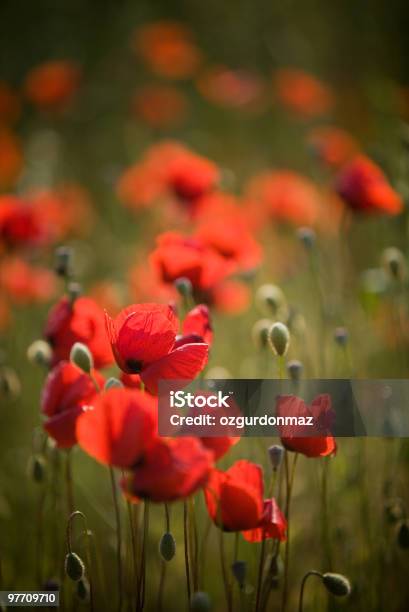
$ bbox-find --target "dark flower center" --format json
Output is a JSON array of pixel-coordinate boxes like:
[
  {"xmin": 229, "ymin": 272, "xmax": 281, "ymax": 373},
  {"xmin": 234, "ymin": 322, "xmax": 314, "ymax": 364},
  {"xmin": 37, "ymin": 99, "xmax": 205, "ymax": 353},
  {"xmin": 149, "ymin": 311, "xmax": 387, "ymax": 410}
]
[{"xmin": 126, "ymin": 359, "xmax": 143, "ymax": 374}]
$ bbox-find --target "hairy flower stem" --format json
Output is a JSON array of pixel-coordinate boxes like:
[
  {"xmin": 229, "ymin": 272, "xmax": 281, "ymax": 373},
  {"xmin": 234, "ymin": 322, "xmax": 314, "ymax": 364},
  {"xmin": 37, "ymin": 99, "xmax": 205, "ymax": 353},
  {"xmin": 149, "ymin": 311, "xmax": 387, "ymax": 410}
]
[
  {"xmin": 157, "ymin": 504, "xmax": 170, "ymax": 612},
  {"xmin": 218, "ymin": 528, "xmax": 232, "ymax": 612},
  {"xmin": 126, "ymin": 499, "xmax": 137, "ymax": 609},
  {"xmin": 66, "ymin": 511, "xmax": 94, "ymax": 611},
  {"xmin": 137, "ymin": 501, "xmax": 150, "ymax": 611},
  {"xmin": 298, "ymin": 570, "xmax": 322, "ymax": 612},
  {"xmin": 109, "ymin": 467, "xmax": 123, "ymax": 612},
  {"xmin": 281, "ymin": 452, "xmax": 298, "ymax": 612},
  {"xmin": 183, "ymin": 501, "xmax": 192, "ymax": 603},
  {"xmin": 65, "ymin": 449, "xmax": 74, "ymax": 516},
  {"xmin": 321, "ymin": 459, "xmax": 333, "ymax": 570}
]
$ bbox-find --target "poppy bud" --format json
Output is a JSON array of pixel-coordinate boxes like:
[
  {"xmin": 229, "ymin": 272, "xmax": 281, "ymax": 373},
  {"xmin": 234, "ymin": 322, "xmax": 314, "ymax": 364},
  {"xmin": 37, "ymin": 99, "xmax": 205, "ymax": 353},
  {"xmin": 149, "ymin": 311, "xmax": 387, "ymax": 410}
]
[
  {"xmin": 64, "ymin": 552, "xmax": 85, "ymax": 581},
  {"xmin": 231, "ymin": 560, "xmax": 246, "ymax": 589},
  {"xmin": 322, "ymin": 573, "xmax": 351, "ymax": 597},
  {"xmin": 287, "ymin": 360, "xmax": 303, "ymax": 382},
  {"xmin": 76, "ymin": 577, "xmax": 90, "ymax": 602},
  {"xmin": 70, "ymin": 342, "xmax": 93, "ymax": 374},
  {"xmin": 68, "ymin": 282, "xmax": 82, "ymax": 304},
  {"xmin": 268, "ymin": 322, "xmax": 290, "ymax": 357},
  {"xmin": 27, "ymin": 340, "xmax": 52, "ymax": 367},
  {"xmin": 190, "ymin": 591, "xmax": 211, "ymax": 612},
  {"xmin": 27, "ymin": 454, "xmax": 46, "ymax": 483},
  {"xmin": 104, "ymin": 377, "xmax": 124, "ymax": 390},
  {"xmin": 256, "ymin": 284, "xmax": 286, "ymax": 317},
  {"xmin": 252, "ymin": 319, "xmax": 273, "ymax": 350},
  {"xmin": 159, "ymin": 532, "xmax": 176, "ymax": 561},
  {"xmin": 382, "ymin": 247, "xmax": 406, "ymax": 281},
  {"xmin": 397, "ymin": 520, "xmax": 409, "ymax": 549},
  {"xmin": 0, "ymin": 367, "xmax": 21, "ymax": 398},
  {"xmin": 334, "ymin": 327, "xmax": 348, "ymax": 346},
  {"xmin": 384, "ymin": 499, "xmax": 404, "ymax": 524},
  {"xmin": 54, "ymin": 246, "xmax": 73, "ymax": 278},
  {"xmin": 268, "ymin": 445, "xmax": 284, "ymax": 470},
  {"xmin": 297, "ymin": 227, "xmax": 316, "ymax": 249},
  {"xmin": 175, "ymin": 277, "xmax": 193, "ymax": 298}
]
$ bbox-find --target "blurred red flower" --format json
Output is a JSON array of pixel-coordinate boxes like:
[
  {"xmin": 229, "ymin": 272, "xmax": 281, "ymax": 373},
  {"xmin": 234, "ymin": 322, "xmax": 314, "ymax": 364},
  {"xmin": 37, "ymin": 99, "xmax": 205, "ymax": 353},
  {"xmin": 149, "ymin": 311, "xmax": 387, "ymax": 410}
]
[
  {"xmin": 44, "ymin": 296, "xmax": 114, "ymax": 369},
  {"xmin": 274, "ymin": 68, "xmax": 333, "ymax": 118},
  {"xmin": 0, "ymin": 129, "xmax": 23, "ymax": 189},
  {"xmin": 76, "ymin": 387, "xmax": 157, "ymax": 468},
  {"xmin": 121, "ymin": 436, "xmax": 213, "ymax": 502},
  {"xmin": 24, "ymin": 60, "xmax": 81, "ymax": 111},
  {"xmin": 308, "ymin": 126, "xmax": 358, "ymax": 168},
  {"xmin": 133, "ymin": 21, "xmax": 202, "ymax": 80},
  {"xmin": 276, "ymin": 394, "xmax": 336, "ymax": 457},
  {"xmin": 0, "ymin": 257, "xmax": 56, "ymax": 304},
  {"xmin": 244, "ymin": 170, "xmax": 321, "ymax": 227},
  {"xmin": 41, "ymin": 361, "xmax": 104, "ymax": 448},
  {"xmin": 335, "ymin": 155, "xmax": 403, "ymax": 215},
  {"xmin": 131, "ymin": 84, "xmax": 188, "ymax": 128},
  {"xmin": 0, "ymin": 195, "xmax": 44, "ymax": 249},
  {"xmin": 196, "ymin": 66, "xmax": 267, "ymax": 112},
  {"xmin": 105, "ymin": 302, "xmax": 208, "ymax": 393},
  {"xmin": 205, "ymin": 460, "xmax": 286, "ymax": 539}
]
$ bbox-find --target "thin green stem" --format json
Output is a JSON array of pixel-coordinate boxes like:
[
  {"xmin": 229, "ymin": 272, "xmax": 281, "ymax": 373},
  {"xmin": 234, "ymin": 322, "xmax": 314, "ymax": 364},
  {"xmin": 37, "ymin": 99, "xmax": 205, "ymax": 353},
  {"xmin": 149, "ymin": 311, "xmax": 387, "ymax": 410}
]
[
  {"xmin": 109, "ymin": 467, "xmax": 122, "ymax": 612},
  {"xmin": 298, "ymin": 571, "xmax": 322, "ymax": 612}
]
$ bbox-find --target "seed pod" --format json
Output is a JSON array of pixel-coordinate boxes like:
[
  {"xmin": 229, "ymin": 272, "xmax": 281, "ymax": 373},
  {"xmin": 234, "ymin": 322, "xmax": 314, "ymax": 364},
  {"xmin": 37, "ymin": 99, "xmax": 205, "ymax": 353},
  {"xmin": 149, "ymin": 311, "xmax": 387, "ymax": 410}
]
[
  {"xmin": 27, "ymin": 340, "xmax": 52, "ymax": 367},
  {"xmin": 70, "ymin": 342, "xmax": 93, "ymax": 374},
  {"xmin": 397, "ymin": 520, "xmax": 409, "ymax": 549},
  {"xmin": 76, "ymin": 577, "xmax": 90, "ymax": 602},
  {"xmin": 54, "ymin": 246, "xmax": 73, "ymax": 278},
  {"xmin": 268, "ymin": 445, "xmax": 284, "ymax": 470},
  {"xmin": 268, "ymin": 322, "xmax": 290, "ymax": 357},
  {"xmin": 190, "ymin": 591, "xmax": 211, "ymax": 612},
  {"xmin": 104, "ymin": 377, "xmax": 124, "ymax": 390},
  {"xmin": 174, "ymin": 277, "xmax": 193, "ymax": 298},
  {"xmin": 297, "ymin": 227, "xmax": 316, "ymax": 249},
  {"xmin": 65, "ymin": 552, "xmax": 85, "ymax": 581},
  {"xmin": 252, "ymin": 319, "xmax": 273, "ymax": 350},
  {"xmin": 231, "ymin": 560, "xmax": 246, "ymax": 589},
  {"xmin": 382, "ymin": 247, "xmax": 406, "ymax": 281},
  {"xmin": 159, "ymin": 532, "xmax": 176, "ymax": 561},
  {"xmin": 28, "ymin": 454, "xmax": 46, "ymax": 483},
  {"xmin": 287, "ymin": 360, "xmax": 303, "ymax": 382},
  {"xmin": 256, "ymin": 284, "xmax": 286, "ymax": 317},
  {"xmin": 322, "ymin": 573, "xmax": 351, "ymax": 597}
]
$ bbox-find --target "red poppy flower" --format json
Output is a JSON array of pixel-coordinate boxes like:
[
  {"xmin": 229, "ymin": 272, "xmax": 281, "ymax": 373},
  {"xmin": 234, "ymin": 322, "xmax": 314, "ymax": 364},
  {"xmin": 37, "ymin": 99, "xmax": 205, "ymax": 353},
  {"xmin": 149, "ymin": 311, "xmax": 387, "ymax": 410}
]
[
  {"xmin": 335, "ymin": 155, "xmax": 403, "ymax": 215},
  {"xmin": 150, "ymin": 232, "xmax": 234, "ymax": 293},
  {"xmin": 0, "ymin": 129, "xmax": 23, "ymax": 189},
  {"xmin": 245, "ymin": 171, "xmax": 321, "ymax": 227},
  {"xmin": 242, "ymin": 498, "xmax": 287, "ymax": 542},
  {"xmin": 105, "ymin": 302, "xmax": 208, "ymax": 394},
  {"xmin": 133, "ymin": 21, "xmax": 202, "ymax": 80},
  {"xmin": 132, "ymin": 84, "xmax": 188, "ymax": 128},
  {"xmin": 164, "ymin": 149, "xmax": 219, "ymax": 202},
  {"xmin": 41, "ymin": 361, "xmax": 104, "ymax": 448},
  {"xmin": 276, "ymin": 394, "xmax": 336, "ymax": 457},
  {"xmin": 0, "ymin": 257, "xmax": 56, "ymax": 304},
  {"xmin": 205, "ymin": 460, "xmax": 267, "ymax": 532},
  {"xmin": 308, "ymin": 126, "xmax": 358, "ymax": 169},
  {"xmin": 182, "ymin": 304, "xmax": 213, "ymax": 346},
  {"xmin": 24, "ymin": 60, "xmax": 81, "ymax": 111},
  {"xmin": 121, "ymin": 437, "xmax": 213, "ymax": 502},
  {"xmin": 274, "ymin": 68, "xmax": 333, "ymax": 118},
  {"xmin": 0, "ymin": 195, "xmax": 44, "ymax": 248},
  {"xmin": 196, "ymin": 66, "xmax": 267, "ymax": 112},
  {"xmin": 44, "ymin": 296, "xmax": 114, "ymax": 369},
  {"xmin": 76, "ymin": 387, "xmax": 157, "ymax": 468}
]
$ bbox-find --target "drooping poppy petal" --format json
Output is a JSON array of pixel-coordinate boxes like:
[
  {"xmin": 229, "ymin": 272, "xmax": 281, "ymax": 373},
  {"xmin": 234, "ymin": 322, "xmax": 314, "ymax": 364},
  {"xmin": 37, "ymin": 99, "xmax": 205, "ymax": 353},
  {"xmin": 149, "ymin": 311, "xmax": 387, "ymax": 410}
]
[
  {"xmin": 242, "ymin": 498, "xmax": 287, "ymax": 542},
  {"xmin": 182, "ymin": 304, "xmax": 213, "ymax": 346},
  {"xmin": 76, "ymin": 388, "xmax": 157, "ymax": 468},
  {"xmin": 140, "ymin": 342, "xmax": 208, "ymax": 394},
  {"xmin": 121, "ymin": 437, "xmax": 213, "ymax": 502}
]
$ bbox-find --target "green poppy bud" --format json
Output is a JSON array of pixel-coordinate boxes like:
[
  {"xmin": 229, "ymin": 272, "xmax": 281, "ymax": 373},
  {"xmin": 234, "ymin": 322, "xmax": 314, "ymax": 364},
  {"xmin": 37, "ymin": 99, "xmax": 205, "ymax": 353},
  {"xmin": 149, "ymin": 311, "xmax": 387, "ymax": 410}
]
[
  {"xmin": 397, "ymin": 520, "xmax": 409, "ymax": 549},
  {"xmin": 65, "ymin": 552, "xmax": 85, "ymax": 582},
  {"xmin": 76, "ymin": 577, "xmax": 90, "ymax": 602},
  {"xmin": 252, "ymin": 319, "xmax": 273, "ymax": 350},
  {"xmin": 68, "ymin": 282, "xmax": 82, "ymax": 304},
  {"xmin": 190, "ymin": 591, "xmax": 211, "ymax": 612},
  {"xmin": 268, "ymin": 322, "xmax": 290, "ymax": 357},
  {"xmin": 231, "ymin": 560, "xmax": 246, "ymax": 588},
  {"xmin": 175, "ymin": 277, "xmax": 193, "ymax": 298},
  {"xmin": 27, "ymin": 340, "xmax": 52, "ymax": 367},
  {"xmin": 104, "ymin": 377, "xmax": 124, "ymax": 390},
  {"xmin": 256, "ymin": 284, "xmax": 286, "ymax": 317},
  {"xmin": 0, "ymin": 367, "xmax": 21, "ymax": 398},
  {"xmin": 159, "ymin": 532, "xmax": 176, "ymax": 561},
  {"xmin": 268, "ymin": 444, "xmax": 284, "ymax": 470},
  {"xmin": 287, "ymin": 360, "xmax": 303, "ymax": 382},
  {"xmin": 322, "ymin": 572, "xmax": 351, "ymax": 597},
  {"xmin": 334, "ymin": 327, "xmax": 348, "ymax": 347},
  {"xmin": 54, "ymin": 246, "xmax": 73, "ymax": 278},
  {"xmin": 70, "ymin": 342, "xmax": 93, "ymax": 374},
  {"xmin": 297, "ymin": 227, "xmax": 316, "ymax": 249},
  {"xmin": 28, "ymin": 454, "xmax": 46, "ymax": 483},
  {"xmin": 382, "ymin": 247, "xmax": 406, "ymax": 281}
]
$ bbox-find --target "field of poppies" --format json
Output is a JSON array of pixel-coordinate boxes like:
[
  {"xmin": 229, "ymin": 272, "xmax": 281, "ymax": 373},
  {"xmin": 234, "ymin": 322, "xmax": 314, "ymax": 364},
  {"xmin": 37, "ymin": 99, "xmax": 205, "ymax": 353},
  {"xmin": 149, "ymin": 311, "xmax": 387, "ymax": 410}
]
[{"xmin": 1, "ymin": 1, "xmax": 409, "ymax": 611}]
